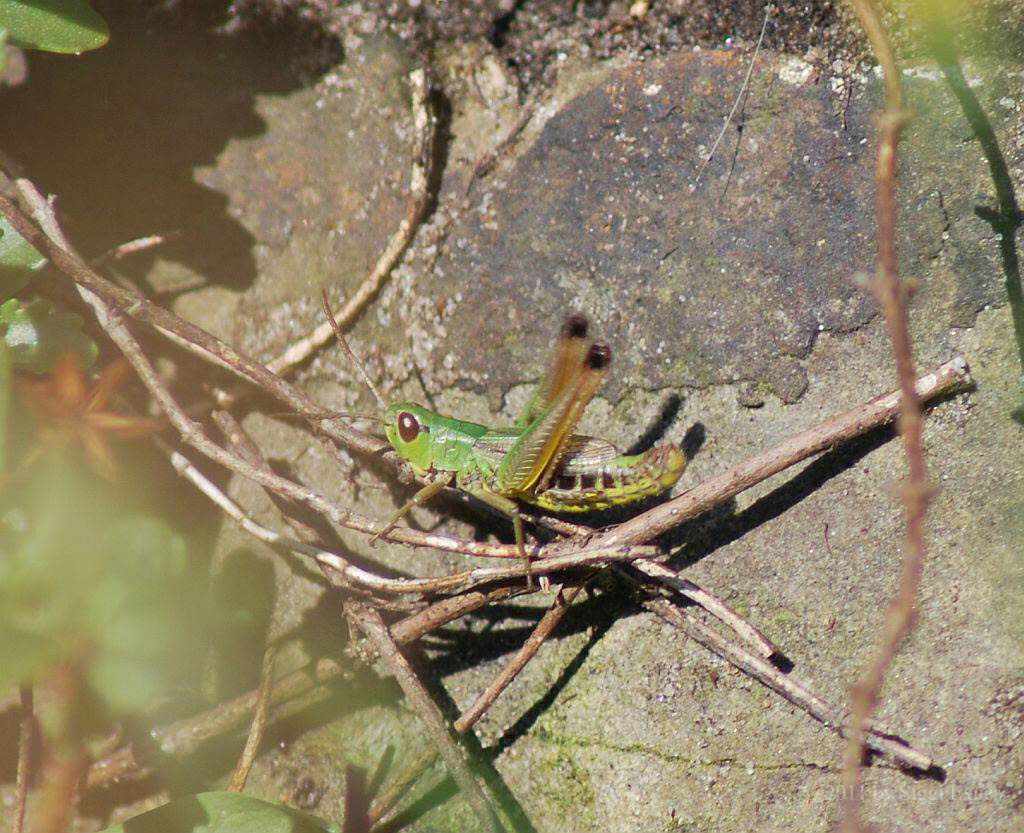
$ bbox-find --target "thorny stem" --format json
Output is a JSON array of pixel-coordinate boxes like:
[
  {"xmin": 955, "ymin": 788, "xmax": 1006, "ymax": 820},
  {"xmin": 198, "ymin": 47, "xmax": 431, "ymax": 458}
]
[{"xmin": 842, "ymin": 2, "xmax": 928, "ymax": 831}]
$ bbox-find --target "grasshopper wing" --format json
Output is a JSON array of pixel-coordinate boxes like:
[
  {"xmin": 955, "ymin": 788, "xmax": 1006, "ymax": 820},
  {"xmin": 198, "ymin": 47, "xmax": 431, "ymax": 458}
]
[
  {"xmin": 515, "ymin": 313, "xmax": 592, "ymax": 430},
  {"xmin": 497, "ymin": 341, "xmax": 611, "ymax": 495}
]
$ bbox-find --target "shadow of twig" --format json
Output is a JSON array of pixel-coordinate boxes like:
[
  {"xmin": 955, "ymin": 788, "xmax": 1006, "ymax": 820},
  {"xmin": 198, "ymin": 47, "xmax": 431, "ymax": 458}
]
[{"xmin": 927, "ymin": 27, "xmax": 1024, "ymax": 421}]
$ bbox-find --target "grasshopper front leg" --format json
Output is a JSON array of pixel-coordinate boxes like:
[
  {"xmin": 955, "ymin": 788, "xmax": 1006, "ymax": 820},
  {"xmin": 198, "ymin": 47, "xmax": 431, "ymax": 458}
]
[{"xmin": 371, "ymin": 473, "xmax": 454, "ymax": 545}]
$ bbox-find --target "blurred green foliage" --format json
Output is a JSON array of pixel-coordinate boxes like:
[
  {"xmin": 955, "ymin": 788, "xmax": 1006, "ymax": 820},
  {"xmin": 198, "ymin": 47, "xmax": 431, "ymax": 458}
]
[
  {"xmin": 0, "ymin": 455, "xmax": 206, "ymax": 714},
  {"xmin": 0, "ymin": 297, "xmax": 97, "ymax": 372},
  {"xmin": 0, "ymin": 0, "xmax": 108, "ymax": 56},
  {"xmin": 96, "ymin": 791, "xmax": 342, "ymax": 833},
  {"xmin": 0, "ymin": 215, "xmax": 46, "ymax": 298}
]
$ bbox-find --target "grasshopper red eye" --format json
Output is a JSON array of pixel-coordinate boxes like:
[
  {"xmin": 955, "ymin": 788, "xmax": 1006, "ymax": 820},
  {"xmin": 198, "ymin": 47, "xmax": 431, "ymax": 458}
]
[{"xmin": 398, "ymin": 411, "xmax": 420, "ymax": 443}]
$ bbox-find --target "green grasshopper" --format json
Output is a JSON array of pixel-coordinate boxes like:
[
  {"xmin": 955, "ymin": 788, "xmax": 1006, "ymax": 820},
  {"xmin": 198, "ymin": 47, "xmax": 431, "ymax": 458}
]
[{"xmin": 324, "ymin": 300, "xmax": 685, "ymax": 576}]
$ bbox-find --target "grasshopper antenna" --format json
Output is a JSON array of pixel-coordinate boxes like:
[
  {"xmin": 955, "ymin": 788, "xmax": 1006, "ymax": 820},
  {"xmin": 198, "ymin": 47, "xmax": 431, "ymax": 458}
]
[
  {"xmin": 321, "ymin": 288, "xmax": 386, "ymax": 410},
  {"xmin": 267, "ymin": 409, "xmax": 383, "ymax": 423}
]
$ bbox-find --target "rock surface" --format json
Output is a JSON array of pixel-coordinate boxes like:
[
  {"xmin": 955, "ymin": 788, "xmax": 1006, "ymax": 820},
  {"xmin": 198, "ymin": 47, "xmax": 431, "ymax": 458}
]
[{"xmin": 181, "ymin": 39, "xmax": 1021, "ymax": 833}]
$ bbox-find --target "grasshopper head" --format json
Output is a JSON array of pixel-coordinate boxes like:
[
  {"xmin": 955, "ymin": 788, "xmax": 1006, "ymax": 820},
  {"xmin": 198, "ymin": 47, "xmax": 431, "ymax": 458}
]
[{"xmin": 383, "ymin": 402, "xmax": 434, "ymax": 474}]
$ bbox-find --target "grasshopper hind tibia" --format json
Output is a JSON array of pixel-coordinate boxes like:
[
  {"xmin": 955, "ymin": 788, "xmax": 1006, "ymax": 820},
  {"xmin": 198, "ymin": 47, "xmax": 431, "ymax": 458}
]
[
  {"xmin": 586, "ymin": 343, "xmax": 611, "ymax": 370},
  {"xmin": 563, "ymin": 313, "xmax": 589, "ymax": 339}
]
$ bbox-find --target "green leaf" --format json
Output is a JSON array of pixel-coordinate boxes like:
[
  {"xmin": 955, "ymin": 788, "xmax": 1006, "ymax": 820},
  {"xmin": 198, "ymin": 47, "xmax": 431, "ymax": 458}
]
[
  {"xmin": 0, "ymin": 297, "xmax": 97, "ymax": 372},
  {"xmin": 0, "ymin": 0, "xmax": 108, "ymax": 54},
  {"xmin": 96, "ymin": 792, "xmax": 342, "ymax": 833},
  {"xmin": 0, "ymin": 215, "xmax": 46, "ymax": 299}
]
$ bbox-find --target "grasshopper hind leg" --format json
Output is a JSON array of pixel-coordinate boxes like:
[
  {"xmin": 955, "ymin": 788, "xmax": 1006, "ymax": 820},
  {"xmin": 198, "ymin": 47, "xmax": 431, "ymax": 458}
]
[{"xmin": 465, "ymin": 486, "xmax": 539, "ymax": 590}]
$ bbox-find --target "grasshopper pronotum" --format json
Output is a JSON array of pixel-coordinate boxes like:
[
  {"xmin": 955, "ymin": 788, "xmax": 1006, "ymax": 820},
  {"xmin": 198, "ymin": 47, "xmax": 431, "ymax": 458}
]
[{"xmin": 324, "ymin": 298, "xmax": 685, "ymax": 578}]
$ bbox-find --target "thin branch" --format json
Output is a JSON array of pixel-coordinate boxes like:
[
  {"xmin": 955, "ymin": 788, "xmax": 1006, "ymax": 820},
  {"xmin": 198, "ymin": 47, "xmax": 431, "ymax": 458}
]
[
  {"xmin": 367, "ymin": 747, "xmax": 440, "ymax": 829},
  {"xmin": 390, "ymin": 585, "xmax": 525, "ymax": 644},
  {"xmin": 1, "ymin": 186, "xmax": 386, "ymax": 460},
  {"xmin": 566, "ymin": 355, "xmax": 966, "ymax": 551},
  {"xmin": 227, "ymin": 644, "xmax": 276, "ymax": 792},
  {"xmin": 158, "ymin": 437, "xmax": 519, "ymax": 595},
  {"xmin": 841, "ymin": 3, "xmax": 928, "ymax": 830},
  {"xmin": 317, "ymin": 542, "xmax": 659, "ymax": 595},
  {"xmin": 345, "ymin": 601, "xmax": 504, "ymax": 833},
  {"xmin": 638, "ymin": 594, "xmax": 933, "ymax": 771},
  {"xmin": 13, "ymin": 685, "xmax": 33, "ymax": 833},
  {"xmin": 628, "ymin": 560, "xmax": 780, "ymax": 660},
  {"xmin": 94, "ymin": 232, "xmax": 176, "ymax": 263},
  {"xmin": 267, "ymin": 68, "xmax": 435, "ymax": 376},
  {"xmin": 463, "ymin": 104, "xmax": 535, "ymax": 196},
  {"xmin": 454, "ymin": 583, "xmax": 585, "ymax": 733}
]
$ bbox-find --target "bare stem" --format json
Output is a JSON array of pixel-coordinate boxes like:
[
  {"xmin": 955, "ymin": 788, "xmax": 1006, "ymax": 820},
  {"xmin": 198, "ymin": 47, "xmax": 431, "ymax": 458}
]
[
  {"xmin": 628, "ymin": 560, "xmax": 780, "ymax": 660},
  {"xmin": 638, "ymin": 594, "xmax": 932, "ymax": 771},
  {"xmin": 562, "ymin": 356, "xmax": 964, "ymax": 551}
]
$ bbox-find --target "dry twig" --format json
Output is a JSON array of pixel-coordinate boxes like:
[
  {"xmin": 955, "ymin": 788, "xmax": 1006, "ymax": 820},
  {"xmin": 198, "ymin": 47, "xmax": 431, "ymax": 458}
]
[
  {"xmin": 345, "ymin": 601, "xmax": 503, "ymax": 833},
  {"xmin": 638, "ymin": 594, "xmax": 932, "ymax": 771},
  {"xmin": 630, "ymin": 559, "xmax": 780, "ymax": 660},
  {"xmin": 267, "ymin": 68, "xmax": 434, "ymax": 376},
  {"xmin": 553, "ymin": 356, "xmax": 965, "ymax": 552},
  {"xmin": 0, "ymin": 187, "xmax": 386, "ymax": 460},
  {"xmin": 454, "ymin": 582, "xmax": 586, "ymax": 733},
  {"xmin": 13, "ymin": 686, "xmax": 33, "ymax": 833},
  {"xmin": 226, "ymin": 644, "xmax": 276, "ymax": 793}
]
